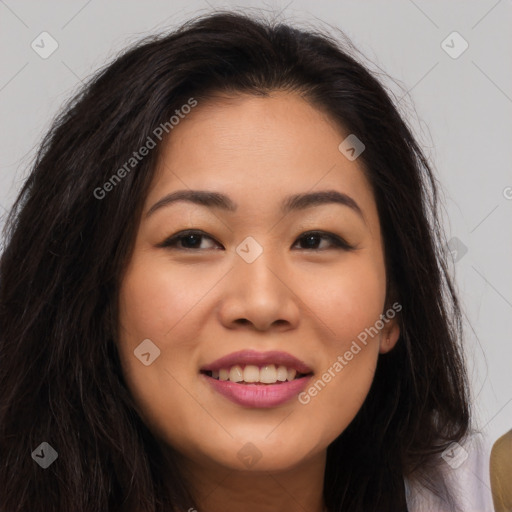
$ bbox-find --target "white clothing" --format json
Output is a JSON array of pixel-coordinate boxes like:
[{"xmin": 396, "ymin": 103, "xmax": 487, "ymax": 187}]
[{"xmin": 405, "ymin": 432, "xmax": 494, "ymax": 512}]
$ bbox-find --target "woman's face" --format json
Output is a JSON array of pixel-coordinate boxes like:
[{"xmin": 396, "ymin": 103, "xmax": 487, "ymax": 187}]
[{"xmin": 117, "ymin": 92, "xmax": 400, "ymax": 473}]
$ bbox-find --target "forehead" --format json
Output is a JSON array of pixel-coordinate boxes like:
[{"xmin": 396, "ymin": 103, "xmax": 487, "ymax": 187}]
[{"xmin": 145, "ymin": 92, "xmax": 377, "ymax": 221}]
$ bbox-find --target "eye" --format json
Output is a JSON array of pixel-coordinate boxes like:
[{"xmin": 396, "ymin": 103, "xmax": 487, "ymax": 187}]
[
  {"xmin": 158, "ymin": 229, "xmax": 354, "ymax": 252},
  {"xmin": 157, "ymin": 230, "xmax": 222, "ymax": 250},
  {"xmin": 292, "ymin": 231, "xmax": 354, "ymax": 251}
]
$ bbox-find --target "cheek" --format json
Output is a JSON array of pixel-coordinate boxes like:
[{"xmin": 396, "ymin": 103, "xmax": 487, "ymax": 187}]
[
  {"xmin": 301, "ymin": 354, "xmax": 377, "ymax": 447},
  {"xmin": 302, "ymin": 253, "xmax": 387, "ymax": 343},
  {"xmin": 116, "ymin": 256, "xmax": 210, "ymax": 443},
  {"xmin": 296, "ymin": 254, "xmax": 385, "ymax": 432},
  {"xmin": 118, "ymin": 253, "xmax": 212, "ymax": 342},
  {"xmin": 116, "ymin": 252, "xmax": 203, "ymax": 393}
]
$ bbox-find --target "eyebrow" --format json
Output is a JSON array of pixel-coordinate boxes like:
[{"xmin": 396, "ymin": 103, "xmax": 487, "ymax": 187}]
[{"xmin": 146, "ymin": 189, "xmax": 364, "ymax": 220}]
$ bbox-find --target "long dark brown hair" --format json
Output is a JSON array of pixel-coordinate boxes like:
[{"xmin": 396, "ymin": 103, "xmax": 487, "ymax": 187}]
[{"xmin": 0, "ymin": 10, "xmax": 470, "ymax": 512}]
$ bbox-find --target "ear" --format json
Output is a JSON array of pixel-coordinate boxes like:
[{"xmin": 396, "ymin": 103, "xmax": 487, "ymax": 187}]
[{"xmin": 379, "ymin": 317, "xmax": 400, "ymax": 354}]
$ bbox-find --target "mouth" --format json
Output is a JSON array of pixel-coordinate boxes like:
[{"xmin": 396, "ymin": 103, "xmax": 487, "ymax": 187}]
[
  {"xmin": 200, "ymin": 350, "xmax": 314, "ymax": 408},
  {"xmin": 200, "ymin": 349, "xmax": 313, "ymax": 382}
]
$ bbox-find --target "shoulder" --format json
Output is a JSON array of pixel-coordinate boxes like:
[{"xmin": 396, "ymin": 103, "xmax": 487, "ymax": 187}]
[{"xmin": 405, "ymin": 432, "xmax": 494, "ymax": 512}]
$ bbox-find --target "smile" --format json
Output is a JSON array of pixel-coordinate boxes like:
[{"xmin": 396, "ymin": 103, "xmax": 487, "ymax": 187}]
[{"xmin": 200, "ymin": 350, "xmax": 314, "ymax": 408}]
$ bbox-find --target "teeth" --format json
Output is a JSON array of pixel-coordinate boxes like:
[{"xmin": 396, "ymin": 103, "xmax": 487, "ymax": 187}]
[
  {"xmin": 208, "ymin": 364, "xmax": 304, "ymax": 383},
  {"xmin": 243, "ymin": 365, "xmax": 260, "ymax": 383},
  {"xmin": 276, "ymin": 365, "xmax": 288, "ymax": 381},
  {"xmin": 260, "ymin": 364, "xmax": 277, "ymax": 383},
  {"xmin": 229, "ymin": 365, "xmax": 243, "ymax": 383}
]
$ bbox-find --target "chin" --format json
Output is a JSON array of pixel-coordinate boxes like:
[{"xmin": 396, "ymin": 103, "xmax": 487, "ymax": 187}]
[
  {"xmin": 165, "ymin": 428, "xmax": 317, "ymax": 473},
  {"xmin": 223, "ymin": 444, "xmax": 316, "ymax": 473}
]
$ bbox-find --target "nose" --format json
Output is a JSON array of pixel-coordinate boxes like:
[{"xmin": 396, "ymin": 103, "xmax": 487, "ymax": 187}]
[{"xmin": 217, "ymin": 251, "xmax": 301, "ymax": 332}]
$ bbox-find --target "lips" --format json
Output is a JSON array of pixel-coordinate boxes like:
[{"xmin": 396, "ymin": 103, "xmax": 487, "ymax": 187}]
[{"xmin": 200, "ymin": 349, "xmax": 313, "ymax": 374}]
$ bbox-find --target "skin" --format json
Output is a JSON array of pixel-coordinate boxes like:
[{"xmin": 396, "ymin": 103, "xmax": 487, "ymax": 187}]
[{"xmin": 117, "ymin": 91, "xmax": 400, "ymax": 512}]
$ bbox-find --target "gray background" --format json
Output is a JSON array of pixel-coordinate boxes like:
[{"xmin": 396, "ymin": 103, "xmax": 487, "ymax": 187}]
[{"xmin": 1, "ymin": 0, "xmax": 511, "ymax": 450}]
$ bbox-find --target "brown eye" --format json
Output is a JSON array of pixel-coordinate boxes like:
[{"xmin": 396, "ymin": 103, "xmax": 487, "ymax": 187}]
[
  {"xmin": 158, "ymin": 230, "xmax": 354, "ymax": 252},
  {"xmin": 293, "ymin": 231, "xmax": 354, "ymax": 251},
  {"xmin": 158, "ymin": 230, "xmax": 222, "ymax": 250}
]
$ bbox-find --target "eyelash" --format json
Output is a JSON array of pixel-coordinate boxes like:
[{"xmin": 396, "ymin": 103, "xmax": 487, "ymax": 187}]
[{"xmin": 157, "ymin": 229, "xmax": 355, "ymax": 252}]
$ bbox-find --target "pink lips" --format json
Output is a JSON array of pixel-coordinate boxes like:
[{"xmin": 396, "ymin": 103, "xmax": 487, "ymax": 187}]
[
  {"xmin": 200, "ymin": 349, "xmax": 313, "ymax": 408},
  {"xmin": 201, "ymin": 349, "xmax": 313, "ymax": 374}
]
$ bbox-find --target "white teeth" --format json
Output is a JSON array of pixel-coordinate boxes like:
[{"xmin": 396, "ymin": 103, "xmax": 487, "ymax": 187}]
[
  {"xmin": 276, "ymin": 365, "xmax": 288, "ymax": 381},
  {"xmin": 229, "ymin": 365, "xmax": 243, "ymax": 383},
  {"xmin": 243, "ymin": 365, "xmax": 260, "ymax": 383},
  {"xmin": 287, "ymin": 368, "xmax": 297, "ymax": 381},
  {"xmin": 209, "ymin": 364, "xmax": 304, "ymax": 383},
  {"xmin": 260, "ymin": 364, "xmax": 277, "ymax": 383}
]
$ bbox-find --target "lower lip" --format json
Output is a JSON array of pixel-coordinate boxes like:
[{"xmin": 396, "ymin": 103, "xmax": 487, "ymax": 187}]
[{"xmin": 202, "ymin": 374, "xmax": 312, "ymax": 408}]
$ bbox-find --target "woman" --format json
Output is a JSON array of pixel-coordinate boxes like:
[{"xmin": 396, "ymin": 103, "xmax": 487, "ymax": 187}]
[{"xmin": 0, "ymin": 10, "xmax": 493, "ymax": 512}]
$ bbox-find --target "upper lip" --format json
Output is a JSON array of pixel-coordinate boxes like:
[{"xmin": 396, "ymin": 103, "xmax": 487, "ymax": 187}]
[{"xmin": 201, "ymin": 349, "xmax": 313, "ymax": 374}]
